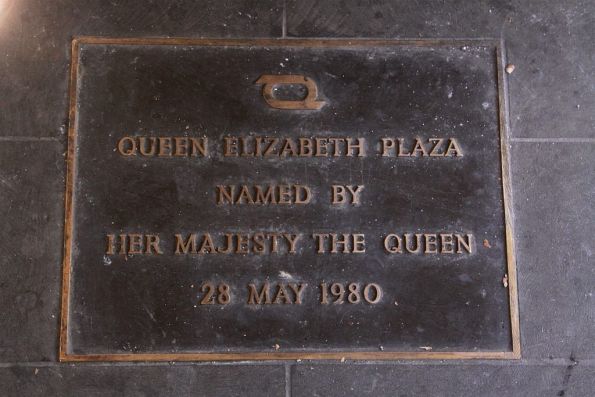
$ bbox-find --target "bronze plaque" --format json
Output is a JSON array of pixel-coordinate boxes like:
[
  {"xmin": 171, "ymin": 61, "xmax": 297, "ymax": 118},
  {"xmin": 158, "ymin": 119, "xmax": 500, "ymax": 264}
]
[{"xmin": 60, "ymin": 38, "xmax": 519, "ymax": 361}]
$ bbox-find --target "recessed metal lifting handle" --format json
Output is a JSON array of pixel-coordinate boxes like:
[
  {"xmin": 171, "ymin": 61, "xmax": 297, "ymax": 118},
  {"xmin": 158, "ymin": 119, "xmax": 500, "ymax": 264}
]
[{"xmin": 256, "ymin": 74, "xmax": 326, "ymax": 110}]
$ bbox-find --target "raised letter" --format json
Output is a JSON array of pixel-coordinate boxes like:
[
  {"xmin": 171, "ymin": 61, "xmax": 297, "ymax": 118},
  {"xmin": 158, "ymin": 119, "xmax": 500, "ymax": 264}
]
[
  {"xmin": 117, "ymin": 137, "xmax": 136, "ymax": 156},
  {"xmin": 175, "ymin": 234, "xmax": 197, "ymax": 254},
  {"xmin": 247, "ymin": 283, "xmax": 271, "ymax": 304}
]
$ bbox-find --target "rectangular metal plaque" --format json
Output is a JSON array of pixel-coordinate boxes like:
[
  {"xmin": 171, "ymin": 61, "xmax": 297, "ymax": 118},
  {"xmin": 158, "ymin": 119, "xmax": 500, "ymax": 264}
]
[{"xmin": 60, "ymin": 38, "xmax": 520, "ymax": 361}]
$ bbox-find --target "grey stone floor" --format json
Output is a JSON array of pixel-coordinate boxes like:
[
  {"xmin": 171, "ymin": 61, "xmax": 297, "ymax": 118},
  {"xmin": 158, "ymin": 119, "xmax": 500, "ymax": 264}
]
[{"xmin": 0, "ymin": 1, "xmax": 593, "ymax": 396}]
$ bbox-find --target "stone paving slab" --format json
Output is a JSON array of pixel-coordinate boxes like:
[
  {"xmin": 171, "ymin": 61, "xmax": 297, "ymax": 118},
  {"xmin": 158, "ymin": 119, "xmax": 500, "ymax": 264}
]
[
  {"xmin": 0, "ymin": 141, "xmax": 64, "ymax": 362},
  {"xmin": 511, "ymin": 142, "xmax": 595, "ymax": 359},
  {"xmin": 0, "ymin": 364, "xmax": 286, "ymax": 397},
  {"xmin": 291, "ymin": 361, "xmax": 594, "ymax": 397},
  {"xmin": 286, "ymin": 0, "xmax": 595, "ymax": 139}
]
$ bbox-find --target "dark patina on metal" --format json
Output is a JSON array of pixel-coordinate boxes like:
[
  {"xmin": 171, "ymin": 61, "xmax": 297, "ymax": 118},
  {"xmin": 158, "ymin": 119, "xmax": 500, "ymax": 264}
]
[{"xmin": 60, "ymin": 38, "xmax": 519, "ymax": 361}]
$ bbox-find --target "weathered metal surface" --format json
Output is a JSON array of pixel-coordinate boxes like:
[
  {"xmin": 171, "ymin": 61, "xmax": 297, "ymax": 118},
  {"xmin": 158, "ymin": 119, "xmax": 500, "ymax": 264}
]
[{"xmin": 60, "ymin": 38, "xmax": 518, "ymax": 360}]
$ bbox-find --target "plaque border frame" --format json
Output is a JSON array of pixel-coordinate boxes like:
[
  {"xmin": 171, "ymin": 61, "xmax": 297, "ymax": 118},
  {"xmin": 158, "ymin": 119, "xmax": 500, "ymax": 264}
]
[{"xmin": 60, "ymin": 37, "xmax": 520, "ymax": 362}]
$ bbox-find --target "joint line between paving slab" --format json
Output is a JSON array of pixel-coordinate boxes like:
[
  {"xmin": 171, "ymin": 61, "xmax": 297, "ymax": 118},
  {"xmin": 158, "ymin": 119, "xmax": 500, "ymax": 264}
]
[
  {"xmin": 285, "ymin": 363, "xmax": 292, "ymax": 397},
  {"xmin": 282, "ymin": 0, "xmax": 287, "ymax": 38},
  {"xmin": 0, "ymin": 136, "xmax": 60, "ymax": 141},
  {"xmin": 511, "ymin": 138, "xmax": 595, "ymax": 143}
]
